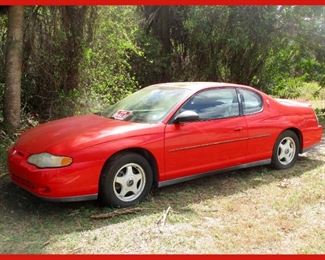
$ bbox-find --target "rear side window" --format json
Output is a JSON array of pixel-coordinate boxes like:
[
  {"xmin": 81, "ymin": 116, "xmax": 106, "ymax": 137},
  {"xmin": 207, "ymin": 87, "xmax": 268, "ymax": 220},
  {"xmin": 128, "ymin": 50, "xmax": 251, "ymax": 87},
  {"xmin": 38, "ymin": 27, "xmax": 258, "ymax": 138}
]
[{"xmin": 239, "ymin": 89, "xmax": 263, "ymax": 115}]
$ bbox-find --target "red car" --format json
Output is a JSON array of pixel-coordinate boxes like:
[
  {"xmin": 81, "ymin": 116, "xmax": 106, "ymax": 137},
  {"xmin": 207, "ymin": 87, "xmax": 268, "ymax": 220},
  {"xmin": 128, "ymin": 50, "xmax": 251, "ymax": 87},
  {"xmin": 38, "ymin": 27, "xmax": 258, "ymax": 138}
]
[{"xmin": 8, "ymin": 82, "xmax": 322, "ymax": 207}]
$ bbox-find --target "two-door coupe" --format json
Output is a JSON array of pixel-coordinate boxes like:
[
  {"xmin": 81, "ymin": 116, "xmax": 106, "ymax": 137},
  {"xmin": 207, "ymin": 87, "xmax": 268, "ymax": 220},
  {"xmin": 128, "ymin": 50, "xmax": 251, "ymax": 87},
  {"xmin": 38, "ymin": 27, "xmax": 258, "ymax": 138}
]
[{"xmin": 8, "ymin": 82, "xmax": 322, "ymax": 207}]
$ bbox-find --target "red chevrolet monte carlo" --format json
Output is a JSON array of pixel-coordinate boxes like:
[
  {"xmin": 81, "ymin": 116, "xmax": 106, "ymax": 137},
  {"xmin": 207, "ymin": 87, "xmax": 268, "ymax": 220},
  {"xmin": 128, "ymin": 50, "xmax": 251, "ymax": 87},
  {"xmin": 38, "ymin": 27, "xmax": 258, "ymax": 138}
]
[{"xmin": 8, "ymin": 82, "xmax": 323, "ymax": 207}]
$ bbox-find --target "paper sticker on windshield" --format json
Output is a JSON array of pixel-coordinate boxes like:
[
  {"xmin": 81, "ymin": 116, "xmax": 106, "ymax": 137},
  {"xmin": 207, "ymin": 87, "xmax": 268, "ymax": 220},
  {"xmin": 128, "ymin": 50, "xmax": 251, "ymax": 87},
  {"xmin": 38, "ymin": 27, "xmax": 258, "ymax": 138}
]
[{"xmin": 112, "ymin": 110, "xmax": 133, "ymax": 120}]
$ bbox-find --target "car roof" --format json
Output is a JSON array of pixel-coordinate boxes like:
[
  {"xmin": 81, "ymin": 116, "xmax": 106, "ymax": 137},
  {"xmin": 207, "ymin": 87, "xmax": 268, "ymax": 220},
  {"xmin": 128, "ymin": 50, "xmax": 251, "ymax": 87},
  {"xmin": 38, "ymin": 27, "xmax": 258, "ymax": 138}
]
[{"xmin": 147, "ymin": 82, "xmax": 253, "ymax": 92}]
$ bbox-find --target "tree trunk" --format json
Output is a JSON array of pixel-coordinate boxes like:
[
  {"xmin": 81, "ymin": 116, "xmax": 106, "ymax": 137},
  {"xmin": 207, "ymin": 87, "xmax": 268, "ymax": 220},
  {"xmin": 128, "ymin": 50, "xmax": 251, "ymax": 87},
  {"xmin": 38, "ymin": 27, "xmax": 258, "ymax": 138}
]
[
  {"xmin": 3, "ymin": 6, "xmax": 24, "ymax": 133},
  {"xmin": 61, "ymin": 6, "xmax": 88, "ymax": 91}
]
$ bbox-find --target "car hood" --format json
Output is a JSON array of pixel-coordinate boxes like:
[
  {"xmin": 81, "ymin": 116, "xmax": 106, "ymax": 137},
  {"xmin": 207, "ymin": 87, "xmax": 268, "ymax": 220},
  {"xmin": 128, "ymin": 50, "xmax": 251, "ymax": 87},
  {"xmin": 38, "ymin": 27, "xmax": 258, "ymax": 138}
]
[{"xmin": 15, "ymin": 114, "xmax": 156, "ymax": 155}]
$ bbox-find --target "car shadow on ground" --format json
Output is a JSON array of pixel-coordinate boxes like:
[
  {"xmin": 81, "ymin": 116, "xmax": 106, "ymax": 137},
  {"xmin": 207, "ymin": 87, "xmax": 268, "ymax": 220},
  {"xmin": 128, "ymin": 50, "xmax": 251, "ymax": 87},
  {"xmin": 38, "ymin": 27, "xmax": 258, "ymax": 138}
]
[{"xmin": 1, "ymin": 150, "xmax": 324, "ymax": 252}]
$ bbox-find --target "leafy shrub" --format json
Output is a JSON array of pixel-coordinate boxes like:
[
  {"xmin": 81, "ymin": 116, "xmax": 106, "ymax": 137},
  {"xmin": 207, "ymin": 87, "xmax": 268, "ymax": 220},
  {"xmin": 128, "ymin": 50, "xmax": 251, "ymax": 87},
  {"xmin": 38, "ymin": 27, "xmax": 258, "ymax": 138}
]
[
  {"xmin": 272, "ymin": 78, "xmax": 322, "ymax": 100},
  {"xmin": 78, "ymin": 7, "xmax": 141, "ymax": 112}
]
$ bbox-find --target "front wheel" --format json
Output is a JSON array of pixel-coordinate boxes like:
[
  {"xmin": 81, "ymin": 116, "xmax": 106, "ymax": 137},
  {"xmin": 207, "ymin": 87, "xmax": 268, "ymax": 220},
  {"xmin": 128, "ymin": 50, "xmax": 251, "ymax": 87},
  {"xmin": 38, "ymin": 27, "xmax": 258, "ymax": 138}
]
[
  {"xmin": 271, "ymin": 130, "xmax": 299, "ymax": 170},
  {"xmin": 99, "ymin": 153, "xmax": 153, "ymax": 208}
]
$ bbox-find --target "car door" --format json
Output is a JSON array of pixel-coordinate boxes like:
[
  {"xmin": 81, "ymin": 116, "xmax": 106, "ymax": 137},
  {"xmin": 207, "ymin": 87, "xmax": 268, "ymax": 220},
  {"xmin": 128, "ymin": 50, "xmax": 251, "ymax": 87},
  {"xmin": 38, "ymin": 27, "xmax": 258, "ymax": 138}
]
[
  {"xmin": 164, "ymin": 87, "xmax": 248, "ymax": 180},
  {"xmin": 237, "ymin": 88, "xmax": 274, "ymax": 163}
]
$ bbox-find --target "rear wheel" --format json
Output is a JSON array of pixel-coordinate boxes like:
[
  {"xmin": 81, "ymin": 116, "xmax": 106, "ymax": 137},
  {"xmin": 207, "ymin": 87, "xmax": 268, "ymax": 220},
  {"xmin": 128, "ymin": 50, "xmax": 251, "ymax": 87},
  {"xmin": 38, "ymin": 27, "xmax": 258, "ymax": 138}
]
[
  {"xmin": 99, "ymin": 153, "xmax": 153, "ymax": 207},
  {"xmin": 271, "ymin": 130, "xmax": 299, "ymax": 169}
]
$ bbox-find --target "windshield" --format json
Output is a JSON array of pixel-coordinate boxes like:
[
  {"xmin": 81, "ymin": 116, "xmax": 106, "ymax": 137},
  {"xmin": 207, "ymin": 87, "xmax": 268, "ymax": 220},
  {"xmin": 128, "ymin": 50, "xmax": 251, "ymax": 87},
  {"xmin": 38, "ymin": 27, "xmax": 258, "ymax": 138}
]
[{"xmin": 102, "ymin": 86, "xmax": 191, "ymax": 123}]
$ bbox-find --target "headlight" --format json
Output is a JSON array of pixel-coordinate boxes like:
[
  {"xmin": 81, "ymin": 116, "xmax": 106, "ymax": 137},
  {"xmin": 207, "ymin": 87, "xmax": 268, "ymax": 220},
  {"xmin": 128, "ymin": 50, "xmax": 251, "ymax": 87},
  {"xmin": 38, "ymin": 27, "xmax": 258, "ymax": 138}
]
[{"xmin": 27, "ymin": 153, "xmax": 72, "ymax": 168}]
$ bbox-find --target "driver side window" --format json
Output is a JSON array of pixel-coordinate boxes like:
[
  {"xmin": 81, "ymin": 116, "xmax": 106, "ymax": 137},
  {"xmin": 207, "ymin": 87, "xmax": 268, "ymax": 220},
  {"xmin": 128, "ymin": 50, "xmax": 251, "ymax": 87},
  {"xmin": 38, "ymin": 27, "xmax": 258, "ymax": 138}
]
[{"xmin": 179, "ymin": 88, "xmax": 239, "ymax": 120}]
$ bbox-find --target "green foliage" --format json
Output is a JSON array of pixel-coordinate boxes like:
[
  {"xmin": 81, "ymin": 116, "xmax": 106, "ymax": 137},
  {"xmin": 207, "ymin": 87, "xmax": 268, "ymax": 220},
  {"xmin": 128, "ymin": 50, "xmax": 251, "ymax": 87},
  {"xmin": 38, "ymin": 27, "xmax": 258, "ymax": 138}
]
[
  {"xmin": 261, "ymin": 42, "xmax": 325, "ymax": 93},
  {"xmin": 260, "ymin": 6, "xmax": 325, "ymax": 94},
  {"xmin": 17, "ymin": 7, "xmax": 95, "ymax": 120},
  {"xmin": 1, "ymin": 6, "xmax": 325, "ymax": 122},
  {"xmin": 182, "ymin": 6, "xmax": 279, "ymax": 85},
  {"xmin": 272, "ymin": 79, "xmax": 325, "ymax": 100},
  {"xmin": 273, "ymin": 78, "xmax": 311, "ymax": 99},
  {"xmin": 80, "ymin": 7, "xmax": 141, "ymax": 107},
  {"xmin": 2, "ymin": 7, "xmax": 142, "ymax": 120},
  {"xmin": 130, "ymin": 27, "xmax": 167, "ymax": 86}
]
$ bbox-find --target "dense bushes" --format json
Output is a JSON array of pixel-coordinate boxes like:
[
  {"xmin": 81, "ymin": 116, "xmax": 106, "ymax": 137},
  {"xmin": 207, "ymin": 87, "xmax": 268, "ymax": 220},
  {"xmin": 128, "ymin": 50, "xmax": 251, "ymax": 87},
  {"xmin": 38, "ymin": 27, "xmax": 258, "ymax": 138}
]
[
  {"xmin": 71, "ymin": 7, "xmax": 143, "ymax": 117},
  {"xmin": 0, "ymin": 6, "xmax": 324, "ymax": 122}
]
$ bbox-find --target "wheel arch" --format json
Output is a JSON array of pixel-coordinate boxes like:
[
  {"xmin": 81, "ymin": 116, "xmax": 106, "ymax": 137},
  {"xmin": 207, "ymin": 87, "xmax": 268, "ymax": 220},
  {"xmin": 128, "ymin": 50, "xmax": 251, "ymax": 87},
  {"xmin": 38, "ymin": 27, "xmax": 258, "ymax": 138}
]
[
  {"xmin": 282, "ymin": 127, "xmax": 303, "ymax": 153},
  {"xmin": 100, "ymin": 147, "xmax": 159, "ymax": 187}
]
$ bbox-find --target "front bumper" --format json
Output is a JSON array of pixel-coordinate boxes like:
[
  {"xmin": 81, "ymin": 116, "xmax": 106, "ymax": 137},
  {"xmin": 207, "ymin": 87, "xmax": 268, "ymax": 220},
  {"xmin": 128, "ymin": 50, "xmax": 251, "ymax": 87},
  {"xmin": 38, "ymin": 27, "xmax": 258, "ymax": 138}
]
[{"xmin": 8, "ymin": 147, "xmax": 102, "ymax": 202}]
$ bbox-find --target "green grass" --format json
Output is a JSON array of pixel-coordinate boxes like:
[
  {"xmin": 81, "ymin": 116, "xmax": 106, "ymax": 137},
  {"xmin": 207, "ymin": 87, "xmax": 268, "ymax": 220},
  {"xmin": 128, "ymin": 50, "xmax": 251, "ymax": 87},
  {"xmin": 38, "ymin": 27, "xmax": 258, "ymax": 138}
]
[{"xmin": 0, "ymin": 102, "xmax": 324, "ymax": 253}]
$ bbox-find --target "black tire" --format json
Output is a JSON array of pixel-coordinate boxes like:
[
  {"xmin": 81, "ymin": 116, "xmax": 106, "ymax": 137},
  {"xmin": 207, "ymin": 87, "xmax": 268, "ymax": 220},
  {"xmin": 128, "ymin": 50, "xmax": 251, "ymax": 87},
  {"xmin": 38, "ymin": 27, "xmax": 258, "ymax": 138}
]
[
  {"xmin": 99, "ymin": 152, "xmax": 153, "ymax": 208},
  {"xmin": 271, "ymin": 130, "xmax": 299, "ymax": 170}
]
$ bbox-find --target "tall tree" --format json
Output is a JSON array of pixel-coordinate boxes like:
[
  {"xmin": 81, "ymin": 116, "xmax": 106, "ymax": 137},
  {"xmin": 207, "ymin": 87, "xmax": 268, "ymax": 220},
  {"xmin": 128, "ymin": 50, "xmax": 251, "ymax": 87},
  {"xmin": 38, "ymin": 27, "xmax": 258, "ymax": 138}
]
[
  {"xmin": 142, "ymin": 6, "xmax": 173, "ymax": 82},
  {"xmin": 184, "ymin": 6, "xmax": 278, "ymax": 85},
  {"xmin": 3, "ymin": 6, "xmax": 24, "ymax": 133},
  {"xmin": 141, "ymin": 6, "xmax": 188, "ymax": 82},
  {"xmin": 19, "ymin": 6, "xmax": 94, "ymax": 119},
  {"xmin": 61, "ymin": 6, "xmax": 89, "ymax": 91}
]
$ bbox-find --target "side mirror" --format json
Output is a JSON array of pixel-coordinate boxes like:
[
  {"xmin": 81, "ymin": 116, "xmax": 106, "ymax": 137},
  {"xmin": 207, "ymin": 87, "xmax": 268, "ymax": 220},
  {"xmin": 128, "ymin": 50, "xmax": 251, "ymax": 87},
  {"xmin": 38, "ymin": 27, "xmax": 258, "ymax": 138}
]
[{"xmin": 173, "ymin": 110, "xmax": 199, "ymax": 123}]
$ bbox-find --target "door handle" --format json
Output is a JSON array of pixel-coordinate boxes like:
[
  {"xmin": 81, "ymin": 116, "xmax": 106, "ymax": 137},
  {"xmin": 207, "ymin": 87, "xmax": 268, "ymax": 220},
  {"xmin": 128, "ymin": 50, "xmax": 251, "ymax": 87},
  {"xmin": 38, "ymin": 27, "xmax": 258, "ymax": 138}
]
[{"xmin": 234, "ymin": 127, "xmax": 243, "ymax": 131}]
